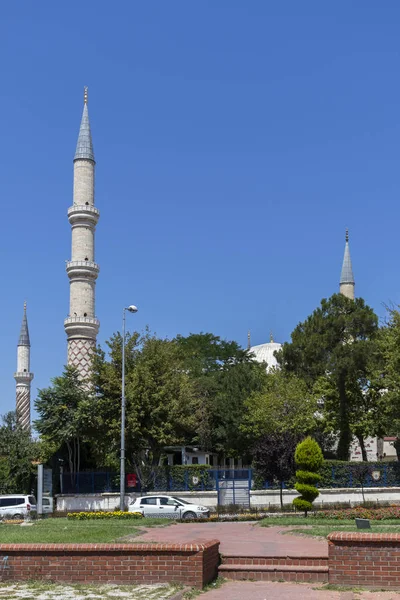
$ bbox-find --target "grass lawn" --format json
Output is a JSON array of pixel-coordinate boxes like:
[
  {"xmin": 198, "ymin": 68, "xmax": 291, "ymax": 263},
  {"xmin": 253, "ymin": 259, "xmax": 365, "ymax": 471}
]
[
  {"xmin": 0, "ymin": 517, "xmax": 171, "ymax": 544},
  {"xmin": 260, "ymin": 516, "xmax": 400, "ymax": 537}
]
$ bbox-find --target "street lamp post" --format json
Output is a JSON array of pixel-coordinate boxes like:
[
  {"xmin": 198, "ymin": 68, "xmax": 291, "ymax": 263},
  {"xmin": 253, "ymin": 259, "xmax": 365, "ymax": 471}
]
[{"xmin": 120, "ymin": 305, "xmax": 138, "ymax": 511}]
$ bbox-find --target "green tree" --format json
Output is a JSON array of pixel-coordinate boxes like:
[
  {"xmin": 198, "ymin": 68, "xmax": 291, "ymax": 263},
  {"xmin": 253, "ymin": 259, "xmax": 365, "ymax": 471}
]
[
  {"xmin": 277, "ymin": 294, "xmax": 379, "ymax": 460},
  {"xmin": 0, "ymin": 412, "xmax": 38, "ymax": 494},
  {"xmin": 34, "ymin": 367, "xmax": 95, "ymax": 482},
  {"xmin": 292, "ymin": 437, "xmax": 324, "ymax": 516},
  {"xmin": 93, "ymin": 331, "xmax": 197, "ymax": 486},
  {"xmin": 175, "ymin": 333, "xmax": 267, "ymax": 457},
  {"xmin": 91, "ymin": 331, "xmax": 140, "ymax": 469},
  {"xmin": 242, "ymin": 370, "xmax": 317, "ymax": 441},
  {"xmin": 126, "ymin": 336, "xmax": 196, "ymax": 471},
  {"xmin": 373, "ymin": 308, "xmax": 400, "ymax": 459},
  {"xmin": 253, "ymin": 431, "xmax": 300, "ymax": 509}
]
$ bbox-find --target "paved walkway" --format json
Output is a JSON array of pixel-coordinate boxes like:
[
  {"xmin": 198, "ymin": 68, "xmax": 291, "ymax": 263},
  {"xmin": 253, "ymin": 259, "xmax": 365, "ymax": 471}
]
[
  {"xmin": 201, "ymin": 581, "xmax": 400, "ymax": 599},
  {"xmin": 135, "ymin": 522, "xmax": 328, "ymax": 556}
]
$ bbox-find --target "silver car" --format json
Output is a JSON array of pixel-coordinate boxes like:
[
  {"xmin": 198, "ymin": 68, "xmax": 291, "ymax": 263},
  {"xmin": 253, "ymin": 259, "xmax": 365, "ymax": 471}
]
[{"xmin": 129, "ymin": 495, "xmax": 210, "ymax": 519}]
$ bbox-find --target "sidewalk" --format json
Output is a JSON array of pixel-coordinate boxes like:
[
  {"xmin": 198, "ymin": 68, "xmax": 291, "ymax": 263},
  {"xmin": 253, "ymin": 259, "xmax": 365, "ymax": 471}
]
[
  {"xmin": 200, "ymin": 581, "xmax": 400, "ymax": 599},
  {"xmin": 135, "ymin": 521, "xmax": 327, "ymax": 557}
]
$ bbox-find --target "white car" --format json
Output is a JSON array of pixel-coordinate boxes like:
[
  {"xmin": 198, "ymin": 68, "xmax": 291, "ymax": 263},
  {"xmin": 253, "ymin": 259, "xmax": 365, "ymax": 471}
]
[
  {"xmin": 41, "ymin": 497, "xmax": 53, "ymax": 514},
  {"xmin": 0, "ymin": 495, "xmax": 37, "ymax": 520},
  {"xmin": 129, "ymin": 495, "xmax": 210, "ymax": 519}
]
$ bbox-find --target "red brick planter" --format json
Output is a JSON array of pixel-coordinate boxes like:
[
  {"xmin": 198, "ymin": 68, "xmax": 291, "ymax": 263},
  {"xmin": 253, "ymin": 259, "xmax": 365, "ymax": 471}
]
[
  {"xmin": 0, "ymin": 540, "xmax": 220, "ymax": 589},
  {"xmin": 328, "ymin": 532, "xmax": 400, "ymax": 589}
]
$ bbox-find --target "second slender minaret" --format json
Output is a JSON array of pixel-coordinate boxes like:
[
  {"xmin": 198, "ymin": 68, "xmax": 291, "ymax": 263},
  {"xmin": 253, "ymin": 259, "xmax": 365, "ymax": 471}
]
[
  {"xmin": 340, "ymin": 229, "xmax": 355, "ymax": 300},
  {"xmin": 14, "ymin": 302, "xmax": 33, "ymax": 430},
  {"xmin": 64, "ymin": 87, "xmax": 100, "ymax": 380}
]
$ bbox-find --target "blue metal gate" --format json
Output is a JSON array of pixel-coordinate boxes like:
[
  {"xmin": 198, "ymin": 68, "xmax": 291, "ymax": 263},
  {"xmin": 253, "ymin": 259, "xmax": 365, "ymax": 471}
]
[{"xmin": 216, "ymin": 469, "xmax": 251, "ymax": 507}]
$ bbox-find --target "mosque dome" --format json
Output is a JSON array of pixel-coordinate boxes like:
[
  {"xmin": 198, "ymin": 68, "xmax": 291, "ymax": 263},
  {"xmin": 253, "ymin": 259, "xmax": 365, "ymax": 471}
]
[{"xmin": 249, "ymin": 336, "xmax": 282, "ymax": 371}]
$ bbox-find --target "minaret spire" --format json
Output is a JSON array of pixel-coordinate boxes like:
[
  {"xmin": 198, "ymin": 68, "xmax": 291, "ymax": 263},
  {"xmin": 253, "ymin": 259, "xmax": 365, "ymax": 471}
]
[
  {"xmin": 65, "ymin": 87, "xmax": 100, "ymax": 380},
  {"xmin": 14, "ymin": 302, "xmax": 34, "ymax": 431},
  {"xmin": 247, "ymin": 330, "xmax": 251, "ymax": 350},
  {"xmin": 74, "ymin": 87, "xmax": 94, "ymax": 162},
  {"xmin": 340, "ymin": 228, "xmax": 355, "ymax": 300}
]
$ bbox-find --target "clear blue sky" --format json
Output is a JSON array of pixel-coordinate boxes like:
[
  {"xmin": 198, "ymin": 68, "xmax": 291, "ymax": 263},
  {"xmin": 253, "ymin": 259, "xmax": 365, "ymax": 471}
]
[{"xmin": 1, "ymin": 1, "xmax": 400, "ymax": 415}]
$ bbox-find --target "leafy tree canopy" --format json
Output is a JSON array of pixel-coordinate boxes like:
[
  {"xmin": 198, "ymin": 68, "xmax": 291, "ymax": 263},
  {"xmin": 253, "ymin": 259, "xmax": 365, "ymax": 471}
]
[
  {"xmin": 276, "ymin": 294, "xmax": 380, "ymax": 460},
  {"xmin": 175, "ymin": 332, "xmax": 267, "ymax": 456},
  {"xmin": 0, "ymin": 412, "xmax": 38, "ymax": 494},
  {"xmin": 34, "ymin": 366, "xmax": 95, "ymax": 477},
  {"xmin": 242, "ymin": 370, "xmax": 317, "ymax": 441}
]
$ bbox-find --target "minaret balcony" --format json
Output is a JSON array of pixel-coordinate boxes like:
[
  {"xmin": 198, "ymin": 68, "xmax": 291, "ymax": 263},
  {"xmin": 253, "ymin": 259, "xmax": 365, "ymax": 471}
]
[
  {"xmin": 66, "ymin": 260, "xmax": 100, "ymax": 280},
  {"xmin": 14, "ymin": 371, "xmax": 34, "ymax": 383},
  {"xmin": 68, "ymin": 204, "xmax": 100, "ymax": 226},
  {"xmin": 64, "ymin": 316, "xmax": 100, "ymax": 340}
]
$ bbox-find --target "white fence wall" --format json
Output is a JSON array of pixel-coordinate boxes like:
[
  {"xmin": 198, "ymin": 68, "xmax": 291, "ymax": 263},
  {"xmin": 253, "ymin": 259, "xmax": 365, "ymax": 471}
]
[{"xmin": 56, "ymin": 487, "xmax": 400, "ymax": 512}]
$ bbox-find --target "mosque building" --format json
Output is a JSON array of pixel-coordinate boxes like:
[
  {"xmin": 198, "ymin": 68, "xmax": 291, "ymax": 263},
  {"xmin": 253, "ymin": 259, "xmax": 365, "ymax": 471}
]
[{"xmin": 11, "ymin": 91, "xmax": 398, "ymax": 461}]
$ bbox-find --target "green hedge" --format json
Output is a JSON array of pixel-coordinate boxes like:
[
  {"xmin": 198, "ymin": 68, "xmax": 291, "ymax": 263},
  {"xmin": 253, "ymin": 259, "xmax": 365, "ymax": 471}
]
[{"xmin": 153, "ymin": 465, "xmax": 213, "ymax": 491}]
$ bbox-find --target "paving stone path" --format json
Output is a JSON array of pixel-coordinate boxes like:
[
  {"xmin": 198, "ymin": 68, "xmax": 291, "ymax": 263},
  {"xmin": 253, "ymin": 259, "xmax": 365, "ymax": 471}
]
[
  {"xmin": 135, "ymin": 521, "xmax": 328, "ymax": 556},
  {"xmin": 0, "ymin": 583, "xmax": 178, "ymax": 600},
  {"xmin": 201, "ymin": 581, "xmax": 400, "ymax": 600}
]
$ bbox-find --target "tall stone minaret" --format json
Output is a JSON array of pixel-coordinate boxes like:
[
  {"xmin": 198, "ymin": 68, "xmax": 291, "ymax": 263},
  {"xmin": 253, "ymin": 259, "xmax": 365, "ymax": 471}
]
[
  {"xmin": 340, "ymin": 228, "xmax": 355, "ymax": 300},
  {"xmin": 14, "ymin": 302, "xmax": 33, "ymax": 430},
  {"xmin": 64, "ymin": 87, "xmax": 100, "ymax": 380}
]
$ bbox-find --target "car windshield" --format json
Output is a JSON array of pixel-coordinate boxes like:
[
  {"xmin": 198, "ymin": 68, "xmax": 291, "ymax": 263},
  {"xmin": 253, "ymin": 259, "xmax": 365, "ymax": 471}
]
[{"xmin": 171, "ymin": 496, "xmax": 192, "ymax": 505}]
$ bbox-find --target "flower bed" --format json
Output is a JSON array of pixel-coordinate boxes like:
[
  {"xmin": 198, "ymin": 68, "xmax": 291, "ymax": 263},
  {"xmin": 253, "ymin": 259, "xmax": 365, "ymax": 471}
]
[
  {"xmin": 315, "ymin": 505, "xmax": 400, "ymax": 520},
  {"xmin": 67, "ymin": 511, "xmax": 143, "ymax": 520},
  {"xmin": 181, "ymin": 513, "xmax": 265, "ymax": 523}
]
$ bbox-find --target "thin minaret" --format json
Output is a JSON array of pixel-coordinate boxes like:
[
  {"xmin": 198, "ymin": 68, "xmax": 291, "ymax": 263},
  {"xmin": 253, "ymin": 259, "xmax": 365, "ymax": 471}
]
[
  {"xmin": 340, "ymin": 228, "xmax": 355, "ymax": 300},
  {"xmin": 247, "ymin": 330, "xmax": 251, "ymax": 350},
  {"xmin": 14, "ymin": 302, "xmax": 33, "ymax": 430},
  {"xmin": 64, "ymin": 87, "xmax": 100, "ymax": 380}
]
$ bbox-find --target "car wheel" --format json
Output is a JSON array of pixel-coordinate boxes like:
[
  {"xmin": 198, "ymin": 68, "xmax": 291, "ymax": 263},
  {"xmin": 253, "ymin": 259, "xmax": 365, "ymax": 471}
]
[
  {"xmin": 12, "ymin": 514, "xmax": 23, "ymax": 520},
  {"xmin": 183, "ymin": 511, "xmax": 197, "ymax": 520}
]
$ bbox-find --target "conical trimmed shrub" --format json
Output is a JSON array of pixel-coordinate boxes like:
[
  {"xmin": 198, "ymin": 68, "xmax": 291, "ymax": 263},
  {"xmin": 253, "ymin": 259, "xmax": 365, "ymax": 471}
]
[{"xmin": 292, "ymin": 437, "xmax": 324, "ymax": 516}]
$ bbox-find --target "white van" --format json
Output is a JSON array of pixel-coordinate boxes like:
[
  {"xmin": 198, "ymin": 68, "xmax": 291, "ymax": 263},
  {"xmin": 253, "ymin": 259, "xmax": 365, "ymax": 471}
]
[
  {"xmin": 42, "ymin": 497, "xmax": 53, "ymax": 514},
  {"xmin": 0, "ymin": 495, "xmax": 37, "ymax": 519}
]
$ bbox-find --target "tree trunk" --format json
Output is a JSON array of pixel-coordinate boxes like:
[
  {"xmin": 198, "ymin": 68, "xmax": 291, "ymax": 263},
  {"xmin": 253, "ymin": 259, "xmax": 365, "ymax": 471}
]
[
  {"xmin": 394, "ymin": 439, "xmax": 400, "ymax": 461},
  {"xmin": 279, "ymin": 480, "xmax": 284, "ymax": 510},
  {"xmin": 337, "ymin": 373, "xmax": 351, "ymax": 461},
  {"xmin": 66, "ymin": 441, "xmax": 74, "ymax": 484},
  {"xmin": 357, "ymin": 435, "xmax": 368, "ymax": 462}
]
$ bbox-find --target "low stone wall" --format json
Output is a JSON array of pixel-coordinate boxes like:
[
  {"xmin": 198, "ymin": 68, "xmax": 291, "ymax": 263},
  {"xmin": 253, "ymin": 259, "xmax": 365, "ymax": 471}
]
[
  {"xmin": 0, "ymin": 541, "xmax": 220, "ymax": 589},
  {"xmin": 328, "ymin": 532, "xmax": 400, "ymax": 588},
  {"xmin": 56, "ymin": 487, "xmax": 400, "ymax": 512},
  {"xmin": 56, "ymin": 493, "xmax": 131, "ymax": 512}
]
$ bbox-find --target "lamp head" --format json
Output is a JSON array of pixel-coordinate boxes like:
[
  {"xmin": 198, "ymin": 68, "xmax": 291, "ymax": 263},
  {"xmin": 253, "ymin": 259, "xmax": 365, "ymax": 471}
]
[{"xmin": 126, "ymin": 305, "xmax": 138, "ymax": 313}]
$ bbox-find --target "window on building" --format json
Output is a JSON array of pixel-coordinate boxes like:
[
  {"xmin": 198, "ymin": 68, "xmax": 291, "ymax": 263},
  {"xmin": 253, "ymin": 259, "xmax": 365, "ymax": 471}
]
[{"xmin": 192, "ymin": 457, "xmax": 198, "ymax": 465}]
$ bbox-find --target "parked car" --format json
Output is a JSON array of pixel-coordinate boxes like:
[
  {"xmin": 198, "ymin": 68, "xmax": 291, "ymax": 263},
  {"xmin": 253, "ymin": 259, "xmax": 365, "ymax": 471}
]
[
  {"xmin": 128, "ymin": 495, "xmax": 210, "ymax": 519},
  {"xmin": 0, "ymin": 495, "xmax": 37, "ymax": 520},
  {"xmin": 41, "ymin": 496, "xmax": 53, "ymax": 514}
]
